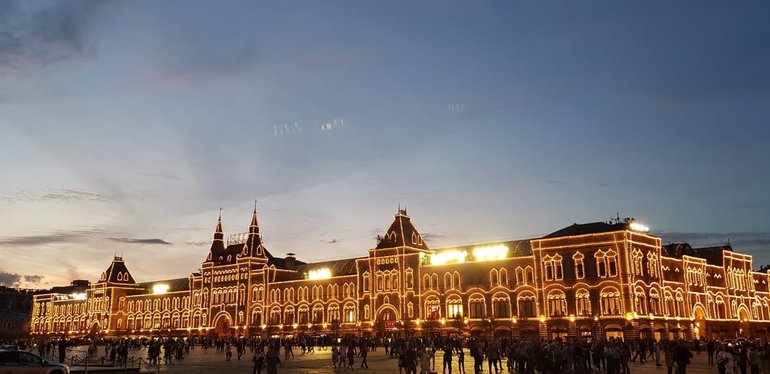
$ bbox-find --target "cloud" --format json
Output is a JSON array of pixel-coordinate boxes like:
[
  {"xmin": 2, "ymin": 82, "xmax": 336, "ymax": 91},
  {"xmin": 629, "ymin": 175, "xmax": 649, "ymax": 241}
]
[
  {"xmin": 0, "ymin": 271, "xmax": 44, "ymax": 287},
  {"xmin": 183, "ymin": 241, "xmax": 210, "ymax": 247},
  {"xmin": 0, "ymin": 0, "xmax": 107, "ymax": 70},
  {"xmin": 1, "ymin": 188, "xmax": 112, "ymax": 203},
  {"xmin": 421, "ymin": 232, "xmax": 446, "ymax": 241},
  {"xmin": 659, "ymin": 231, "xmax": 770, "ymax": 251},
  {"xmin": 0, "ymin": 229, "xmax": 106, "ymax": 246},
  {"xmin": 108, "ymin": 238, "xmax": 173, "ymax": 245}
]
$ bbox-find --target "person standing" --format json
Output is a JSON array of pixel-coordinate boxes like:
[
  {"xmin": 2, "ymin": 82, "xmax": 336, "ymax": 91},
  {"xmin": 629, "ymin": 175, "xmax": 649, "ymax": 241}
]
[
  {"xmin": 673, "ymin": 341, "xmax": 693, "ymax": 374},
  {"xmin": 716, "ymin": 345, "xmax": 736, "ymax": 374},
  {"xmin": 360, "ymin": 341, "xmax": 369, "ymax": 369},
  {"xmin": 708, "ymin": 340, "xmax": 716, "ymax": 366},
  {"xmin": 347, "ymin": 343, "xmax": 356, "ymax": 370},
  {"xmin": 443, "ymin": 342, "xmax": 454, "ymax": 374},
  {"xmin": 58, "ymin": 336, "xmax": 67, "ymax": 364},
  {"xmin": 253, "ymin": 347, "xmax": 265, "ymax": 374},
  {"xmin": 265, "ymin": 346, "xmax": 281, "ymax": 374}
]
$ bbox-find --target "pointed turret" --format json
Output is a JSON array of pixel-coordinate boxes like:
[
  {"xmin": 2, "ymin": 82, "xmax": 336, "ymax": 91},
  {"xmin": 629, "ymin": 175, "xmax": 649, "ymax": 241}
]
[
  {"xmin": 244, "ymin": 202, "xmax": 266, "ymax": 258},
  {"xmin": 97, "ymin": 256, "xmax": 136, "ymax": 285},
  {"xmin": 207, "ymin": 210, "xmax": 226, "ymax": 262},
  {"xmin": 375, "ymin": 208, "xmax": 430, "ymax": 251}
]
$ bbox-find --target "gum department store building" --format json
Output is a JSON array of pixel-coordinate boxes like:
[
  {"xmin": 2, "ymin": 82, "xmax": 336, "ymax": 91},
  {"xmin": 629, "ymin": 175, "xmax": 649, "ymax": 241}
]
[{"xmin": 31, "ymin": 207, "xmax": 770, "ymax": 341}]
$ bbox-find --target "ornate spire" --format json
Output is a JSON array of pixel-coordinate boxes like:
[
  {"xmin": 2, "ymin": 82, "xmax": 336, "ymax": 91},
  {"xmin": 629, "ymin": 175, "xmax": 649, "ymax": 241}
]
[
  {"xmin": 249, "ymin": 200, "xmax": 259, "ymax": 234},
  {"xmin": 214, "ymin": 208, "xmax": 224, "ymax": 242}
]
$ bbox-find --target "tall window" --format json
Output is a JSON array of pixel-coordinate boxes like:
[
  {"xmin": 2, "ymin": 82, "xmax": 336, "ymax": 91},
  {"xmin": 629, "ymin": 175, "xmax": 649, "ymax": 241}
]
[
  {"xmin": 649, "ymin": 289, "xmax": 661, "ymax": 315},
  {"xmin": 525, "ymin": 267, "xmax": 534, "ymax": 284},
  {"xmin": 405, "ymin": 269, "xmax": 414, "ymax": 289},
  {"xmin": 600, "ymin": 287, "xmax": 621, "ymax": 315},
  {"xmin": 635, "ymin": 287, "xmax": 647, "ymax": 315},
  {"xmin": 447, "ymin": 296, "xmax": 463, "ymax": 318},
  {"xmin": 468, "ymin": 294, "xmax": 486, "ymax": 318},
  {"xmin": 574, "ymin": 252, "xmax": 585, "ymax": 279},
  {"xmin": 607, "ymin": 251, "xmax": 618, "ymax": 277},
  {"xmin": 576, "ymin": 289, "xmax": 591, "ymax": 316},
  {"xmin": 547, "ymin": 290, "xmax": 567, "ymax": 317},
  {"xmin": 518, "ymin": 292, "xmax": 536, "ymax": 318},
  {"xmin": 500, "ymin": 268, "xmax": 508, "ymax": 285},
  {"xmin": 596, "ymin": 251, "xmax": 607, "ymax": 277},
  {"xmin": 632, "ymin": 249, "xmax": 644, "ymax": 276},
  {"xmin": 490, "ymin": 269, "xmax": 499, "ymax": 287},
  {"xmin": 363, "ymin": 272, "xmax": 370, "ymax": 292},
  {"xmin": 445, "ymin": 273, "xmax": 453, "ymax": 290},
  {"xmin": 543, "ymin": 256, "xmax": 554, "ymax": 281},
  {"xmin": 516, "ymin": 267, "xmax": 524, "ymax": 285},
  {"xmin": 453, "ymin": 272, "xmax": 461, "ymax": 289},
  {"xmin": 647, "ymin": 253, "xmax": 659, "ymax": 278},
  {"xmin": 492, "ymin": 294, "xmax": 510, "ymax": 318},
  {"xmin": 425, "ymin": 297, "xmax": 441, "ymax": 320},
  {"xmin": 554, "ymin": 255, "xmax": 563, "ymax": 280}
]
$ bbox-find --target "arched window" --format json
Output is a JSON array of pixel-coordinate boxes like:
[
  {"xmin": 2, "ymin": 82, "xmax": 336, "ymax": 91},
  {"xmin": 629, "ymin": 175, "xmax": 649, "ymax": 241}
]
[
  {"xmin": 547, "ymin": 290, "xmax": 567, "ymax": 317},
  {"xmin": 425, "ymin": 296, "xmax": 441, "ymax": 320},
  {"xmin": 468, "ymin": 294, "xmax": 485, "ymax": 318},
  {"xmin": 576, "ymin": 289, "xmax": 591, "ymax": 316},
  {"xmin": 490, "ymin": 269, "xmax": 499, "ymax": 287},
  {"xmin": 344, "ymin": 303, "xmax": 356, "ymax": 323},
  {"xmin": 525, "ymin": 267, "xmax": 534, "ymax": 284},
  {"xmin": 445, "ymin": 272, "xmax": 452, "ymax": 289},
  {"xmin": 518, "ymin": 292, "xmax": 537, "ymax": 318},
  {"xmin": 649, "ymin": 289, "xmax": 661, "ymax": 315},
  {"xmin": 635, "ymin": 287, "xmax": 647, "ymax": 315},
  {"xmin": 600, "ymin": 287, "xmax": 622, "ymax": 315},
  {"xmin": 363, "ymin": 272, "xmax": 370, "ymax": 292},
  {"xmin": 573, "ymin": 252, "xmax": 585, "ymax": 279},
  {"xmin": 500, "ymin": 268, "xmax": 508, "ymax": 285},
  {"xmin": 423, "ymin": 274, "xmax": 431, "ymax": 290},
  {"xmin": 312, "ymin": 304, "xmax": 324, "ymax": 323},
  {"xmin": 432, "ymin": 274, "xmax": 439, "ymax": 289},
  {"xmin": 364, "ymin": 305, "xmax": 371, "ymax": 320},
  {"xmin": 447, "ymin": 295, "xmax": 464, "ymax": 318},
  {"xmin": 675, "ymin": 290, "xmax": 685, "ymax": 317},
  {"xmin": 454, "ymin": 272, "xmax": 461, "ymax": 289},
  {"xmin": 284, "ymin": 306, "xmax": 295, "ymax": 325},
  {"xmin": 516, "ymin": 267, "xmax": 524, "ymax": 285},
  {"xmin": 596, "ymin": 251, "xmax": 607, "ymax": 277},
  {"xmin": 492, "ymin": 293, "xmax": 510, "ymax": 318},
  {"xmin": 405, "ymin": 269, "xmax": 413, "ymax": 289}
]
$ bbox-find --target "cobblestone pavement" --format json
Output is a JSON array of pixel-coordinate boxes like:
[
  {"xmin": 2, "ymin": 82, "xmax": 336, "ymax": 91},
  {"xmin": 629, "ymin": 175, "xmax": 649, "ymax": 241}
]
[{"xmin": 120, "ymin": 346, "xmax": 718, "ymax": 374}]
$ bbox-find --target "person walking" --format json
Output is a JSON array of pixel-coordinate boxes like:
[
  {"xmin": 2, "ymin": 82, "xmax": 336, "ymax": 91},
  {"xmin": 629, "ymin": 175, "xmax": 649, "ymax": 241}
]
[
  {"xmin": 673, "ymin": 341, "xmax": 693, "ymax": 374},
  {"xmin": 665, "ymin": 342, "xmax": 675, "ymax": 374},
  {"xmin": 360, "ymin": 341, "xmax": 369, "ymax": 369},
  {"xmin": 443, "ymin": 342, "xmax": 454, "ymax": 374}
]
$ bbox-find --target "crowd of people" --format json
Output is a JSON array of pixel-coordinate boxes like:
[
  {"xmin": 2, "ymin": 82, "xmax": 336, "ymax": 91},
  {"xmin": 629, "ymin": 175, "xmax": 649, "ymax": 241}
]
[{"xmin": 3, "ymin": 334, "xmax": 770, "ymax": 374}]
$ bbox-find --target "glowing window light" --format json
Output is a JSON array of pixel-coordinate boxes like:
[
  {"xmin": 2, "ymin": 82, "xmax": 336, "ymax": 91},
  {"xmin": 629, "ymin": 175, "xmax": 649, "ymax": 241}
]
[
  {"xmin": 70, "ymin": 293, "xmax": 87, "ymax": 300},
  {"xmin": 430, "ymin": 250, "xmax": 467, "ymax": 266},
  {"xmin": 629, "ymin": 222, "xmax": 650, "ymax": 233},
  {"xmin": 152, "ymin": 284, "xmax": 170, "ymax": 295},
  {"xmin": 472, "ymin": 245, "xmax": 508, "ymax": 262},
  {"xmin": 308, "ymin": 268, "xmax": 332, "ymax": 280}
]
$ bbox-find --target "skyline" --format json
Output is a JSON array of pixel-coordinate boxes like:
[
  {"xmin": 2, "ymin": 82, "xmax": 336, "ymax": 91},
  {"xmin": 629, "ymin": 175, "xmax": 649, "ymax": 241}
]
[{"xmin": 1, "ymin": 1, "xmax": 769, "ymax": 288}]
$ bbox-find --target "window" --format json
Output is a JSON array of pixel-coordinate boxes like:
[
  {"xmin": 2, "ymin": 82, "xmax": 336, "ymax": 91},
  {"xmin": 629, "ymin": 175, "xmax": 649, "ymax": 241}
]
[
  {"xmin": 492, "ymin": 294, "xmax": 510, "ymax": 318},
  {"xmin": 518, "ymin": 292, "xmax": 536, "ymax": 318},
  {"xmin": 453, "ymin": 272, "xmax": 461, "ymax": 289},
  {"xmin": 432, "ymin": 274, "xmax": 439, "ymax": 290},
  {"xmin": 543, "ymin": 255, "xmax": 554, "ymax": 281},
  {"xmin": 425, "ymin": 297, "xmax": 440, "ymax": 320},
  {"xmin": 344, "ymin": 304, "xmax": 356, "ymax": 323},
  {"xmin": 608, "ymin": 251, "xmax": 618, "ymax": 277},
  {"xmin": 468, "ymin": 294, "xmax": 485, "ymax": 318},
  {"xmin": 490, "ymin": 269, "xmax": 499, "ymax": 287},
  {"xmin": 547, "ymin": 290, "xmax": 567, "ymax": 317},
  {"xmin": 423, "ymin": 274, "xmax": 431, "ymax": 290},
  {"xmin": 363, "ymin": 272, "xmax": 370, "ymax": 292},
  {"xmin": 405, "ymin": 269, "xmax": 414, "ymax": 289},
  {"xmin": 500, "ymin": 269, "xmax": 508, "ymax": 285},
  {"xmin": 364, "ymin": 305, "xmax": 370, "ymax": 320},
  {"xmin": 516, "ymin": 267, "xmax": 524, "ymax": 285},
  {"xmin": 600, "ymin": 287, "xmax": 621, "ymax": 315},
  {"xmin": 596, "ymin": 251, "xmax": 607, "ymax": 277},
  {"xmin": 525, "ymin": 267, "xmax": 534, "ymax": 284},
  {"xmin": 573, "ymin": 252, "xmax": 585, "ymax": 279},
  {"xmin": 649, "ymin": 289, "xmax": 660, "ymax": 315},
  {"xmin": 445, "ymin": 273, "xmax": 452, "ymax": 290},
  {"xmin": 576, "ymin": 289, "xmax": 591, "ymax": 316},
  {"xmin": 635, "ymin": 287, "xmax": 647, "ymax": 315},
  {"xmin": 407, "ymin": 302, "xmax": 414, "ymax": 318},
  {"xmin": 447, "ymin": 296, "xmax": 463, "ymax": 318},
  {"xmin": 647, "ymin": 252, "xmax": 659, "ymax": 278},
  {"xmin": 632, "ymin": 249, "xmax": 644, "ymax": 276}
]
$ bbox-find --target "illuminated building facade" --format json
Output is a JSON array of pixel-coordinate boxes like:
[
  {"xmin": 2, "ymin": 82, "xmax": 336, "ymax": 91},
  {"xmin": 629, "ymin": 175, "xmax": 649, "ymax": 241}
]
[{"xmin": 31, "ymin": 207, "xmax": 770, "ymax": 340}]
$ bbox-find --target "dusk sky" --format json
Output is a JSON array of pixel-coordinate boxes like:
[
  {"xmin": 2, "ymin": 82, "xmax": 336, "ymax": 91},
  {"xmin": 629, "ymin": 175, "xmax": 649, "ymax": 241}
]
[{"xmin": 1, "ymin": 1, "xmax": 769, "ymax": 289}]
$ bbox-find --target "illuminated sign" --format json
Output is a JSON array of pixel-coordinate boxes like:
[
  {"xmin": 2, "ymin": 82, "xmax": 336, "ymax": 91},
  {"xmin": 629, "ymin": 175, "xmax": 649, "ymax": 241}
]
[
  {"xmin": 70, "ymin": 293, "xmax": 87, "ymax": 300},
  {"xmin": 430, "ymin": 250, "xmax": 467, "ymax": 265},
  {"xmin": 308, "ymin": 268, "xmax": 332, "ymax": 280},
  {"xmin": 152, "ymin": 284, "xmax": 170, "ymax": 294},
  {"xmin": 629, "ymin": 222, "xmax": 650, "ymax": 233},
  {"xmin": 472, "ymin": 245, "xmax": 508, "ymax": 261}
]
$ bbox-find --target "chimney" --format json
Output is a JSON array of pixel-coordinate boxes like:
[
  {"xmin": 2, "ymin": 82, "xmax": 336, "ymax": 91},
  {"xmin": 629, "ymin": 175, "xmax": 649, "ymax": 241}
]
[{"xmin": 285, "ymin": 253, "xmax": 297, "ymax": 270}]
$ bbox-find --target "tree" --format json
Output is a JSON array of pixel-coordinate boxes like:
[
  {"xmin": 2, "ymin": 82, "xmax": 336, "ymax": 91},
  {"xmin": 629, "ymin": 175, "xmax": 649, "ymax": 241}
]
[
  {"xmin": 450, "ymin": 314, "xmax": 466, "ymax": 336},
  {"xmin": 422, "ymin": 319, "xmax": 441, "ymax": 337},
  {"xmin": 373, "ymin": 319, "xmax": 387, "ymax": 338},
  {"xmin": 330, "ymin": 319, "xmax": 342, "ymax": 339}
]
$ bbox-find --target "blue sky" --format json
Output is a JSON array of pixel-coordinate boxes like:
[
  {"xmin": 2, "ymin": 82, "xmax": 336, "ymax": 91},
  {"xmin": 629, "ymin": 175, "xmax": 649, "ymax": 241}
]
[{"xmin": 1, "ymin": 0, "xmax": 769, "ymax": 288}]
